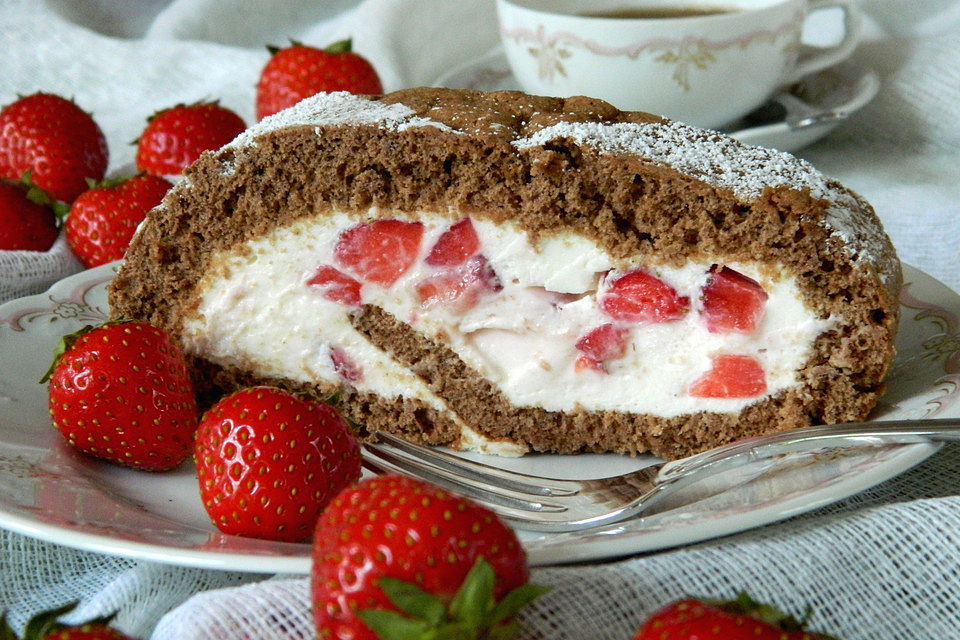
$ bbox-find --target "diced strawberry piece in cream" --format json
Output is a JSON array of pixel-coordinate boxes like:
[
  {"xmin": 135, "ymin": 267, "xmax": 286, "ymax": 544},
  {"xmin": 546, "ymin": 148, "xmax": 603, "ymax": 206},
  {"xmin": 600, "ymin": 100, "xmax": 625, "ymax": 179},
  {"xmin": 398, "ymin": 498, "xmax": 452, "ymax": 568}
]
[
  {"xmin": 574, "ymin": 355, "xmax": 605, "ymax": 373},
  {"xmin": 334, "ymin": 219, "xmax": 424, "ymax": 287},
  {"xmin": 574, "ymin": 323, "xmax": 630, "ymax": 373},
  {"xmin": 701, "ymin": 266, "xmax": 769, "ymax": 334},
  {"xmin": 330, "ymin": 346, "xmax": 363, "ymax": 383},
  {"xmin": 599, "ymin": 270, "xmax": 689, "ymax": 323},
  {"xmin": 306, "ymin": 265, "xmax": 362, "ymax": 306},
  {"xmin": 689, "ymin": 354, "xmax": 767, "ymax": 398},
  {"xmin": 425, "ymin": 218, "xmax": 480, "ymax": 267},
  {"xmin": 415, "ymin": 255, "xmax": 501, "ymax": 313}
]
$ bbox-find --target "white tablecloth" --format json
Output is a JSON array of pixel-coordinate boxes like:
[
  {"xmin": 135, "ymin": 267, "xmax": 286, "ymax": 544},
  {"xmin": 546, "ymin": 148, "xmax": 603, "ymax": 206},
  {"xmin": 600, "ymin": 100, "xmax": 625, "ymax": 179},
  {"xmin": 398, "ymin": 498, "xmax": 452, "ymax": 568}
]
[{"xmin": 1, "ymin": 1, "xmax": 959, "ymax": 638}]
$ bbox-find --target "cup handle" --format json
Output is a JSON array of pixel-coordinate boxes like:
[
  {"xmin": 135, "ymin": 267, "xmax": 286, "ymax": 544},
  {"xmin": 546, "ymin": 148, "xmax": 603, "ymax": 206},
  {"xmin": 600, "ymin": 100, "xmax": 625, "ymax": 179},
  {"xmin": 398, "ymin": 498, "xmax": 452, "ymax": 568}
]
[{"xmin": 784, "ymin": 0, "xmax": 861, "ymax": 85}]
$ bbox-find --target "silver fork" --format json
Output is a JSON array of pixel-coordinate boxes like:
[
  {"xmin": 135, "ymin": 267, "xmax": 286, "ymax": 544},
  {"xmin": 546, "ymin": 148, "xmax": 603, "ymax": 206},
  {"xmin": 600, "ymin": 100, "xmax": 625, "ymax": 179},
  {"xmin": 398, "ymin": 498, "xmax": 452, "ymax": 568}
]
[{"xmin": 361, "ymin": 418, "xmax": 960, "ymax": 532}]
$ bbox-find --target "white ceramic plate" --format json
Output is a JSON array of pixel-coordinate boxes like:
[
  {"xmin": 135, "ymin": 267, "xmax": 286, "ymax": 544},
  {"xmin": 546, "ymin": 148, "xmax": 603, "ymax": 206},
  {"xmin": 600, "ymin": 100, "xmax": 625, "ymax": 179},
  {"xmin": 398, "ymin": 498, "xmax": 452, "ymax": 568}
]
[
  {"xmin": 0, "ymin": 263, "xmax": 956, "ymax": 573},
  {"xmin": 432, "ymin": 47, "xmax": 880, "ymax": 153}
]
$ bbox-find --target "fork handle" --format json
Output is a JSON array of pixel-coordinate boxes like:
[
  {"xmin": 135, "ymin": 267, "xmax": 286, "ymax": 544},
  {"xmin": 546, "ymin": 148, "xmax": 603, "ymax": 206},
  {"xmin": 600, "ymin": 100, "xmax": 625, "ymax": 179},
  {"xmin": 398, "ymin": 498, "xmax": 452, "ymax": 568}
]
[{"xmin": 657, "ymin": 418, "xmax": 960, "ymax": 482}]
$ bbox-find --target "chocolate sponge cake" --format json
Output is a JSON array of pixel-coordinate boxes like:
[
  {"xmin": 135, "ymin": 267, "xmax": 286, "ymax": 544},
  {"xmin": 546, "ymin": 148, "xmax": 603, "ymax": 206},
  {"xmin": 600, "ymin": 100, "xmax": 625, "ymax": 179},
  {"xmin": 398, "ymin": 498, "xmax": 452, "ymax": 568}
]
[{"xmin": 107, "ymin": 87, "xmax": 901, "ymax": 460}]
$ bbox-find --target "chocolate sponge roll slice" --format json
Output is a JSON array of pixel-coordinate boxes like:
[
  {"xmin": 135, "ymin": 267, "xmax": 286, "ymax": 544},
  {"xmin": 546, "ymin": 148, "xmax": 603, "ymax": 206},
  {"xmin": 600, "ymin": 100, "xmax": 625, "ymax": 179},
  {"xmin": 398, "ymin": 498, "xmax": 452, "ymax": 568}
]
[{"xmin": 107, "ymin": 87, "xmax": 901, "ymax": 460}]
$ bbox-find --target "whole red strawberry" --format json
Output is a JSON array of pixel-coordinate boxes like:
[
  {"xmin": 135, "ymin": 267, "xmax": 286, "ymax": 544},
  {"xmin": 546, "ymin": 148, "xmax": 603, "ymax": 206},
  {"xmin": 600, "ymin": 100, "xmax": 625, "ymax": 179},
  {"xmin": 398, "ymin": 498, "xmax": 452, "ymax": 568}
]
[
  {"xmin": 1, "ymin": 602, "xmax": 135, "ymax": 640},
  {"xmin": 633, "ymin": 594, "xmax": 839, "ymax": 640},
  {"xmin": 0, "ymin": 93, "xmax": 108, "ymax": 203},
  {"xmin": 65, "ymin": 173, "xmax": 171, "ymax": 267},
  {"xmin": 0, "ymin": 178, "xmax": 60, "ymax": 251},
  {"xmin": 312, "ymin": 474, "xmax": 545, "ymax": 640},
  {"xmin": 256, "ymin": 39, "xmax": 384, "ymax": 120},
  {"xmin": 135, "ymin": 102, "xmax": 246, "ymax": 176},
  {"xmin": 195, "ymin": 386, "xmax": 361, "ymax": 542},
  {"xmin": 44, "ymin": 321, "xmax": 199, "ymax": 471}
]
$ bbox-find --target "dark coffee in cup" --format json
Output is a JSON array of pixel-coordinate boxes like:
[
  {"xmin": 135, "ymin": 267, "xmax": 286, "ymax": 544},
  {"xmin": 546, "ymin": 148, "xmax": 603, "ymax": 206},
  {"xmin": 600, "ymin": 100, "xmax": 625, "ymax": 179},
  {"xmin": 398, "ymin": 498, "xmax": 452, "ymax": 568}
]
[{"xmin": 580, "ymin": 6, "xmax": 735, "ymax": 19}]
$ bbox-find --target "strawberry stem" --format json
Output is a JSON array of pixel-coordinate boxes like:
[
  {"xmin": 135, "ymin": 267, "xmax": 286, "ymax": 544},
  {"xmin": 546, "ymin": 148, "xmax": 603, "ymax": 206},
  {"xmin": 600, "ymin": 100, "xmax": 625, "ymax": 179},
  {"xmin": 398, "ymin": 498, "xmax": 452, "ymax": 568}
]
[
  {"xmin": 449, "ymin": 557, "xmax": 496, "ymax": 631},
  {"xmin": 85, "ymin": 175, "xmax": 129, "ymax": 190},
  {"xmin": 325, "ymin": 38, "xmax": 353, "ymax": 54},
  {"xmin": 1, "ymin": 601, "xmax": 120, "ymax": 640},
  {"xmin": 699, "ymin": 592, "xmax": 841, "ymax": 639},
  {"xmin": 357, "ymin": 558, "xmax": 546, "ymax": 640},
  {"xmin": 17, "ymin": 171, "xmax": 69, "ymax": 220},
  {"xmin": 39, "ymin": 324, "xmax": 97, "ymax": 383},
  {"xmin": 377, "ymin": 578, "xmax": 446, "ymax": 625}
]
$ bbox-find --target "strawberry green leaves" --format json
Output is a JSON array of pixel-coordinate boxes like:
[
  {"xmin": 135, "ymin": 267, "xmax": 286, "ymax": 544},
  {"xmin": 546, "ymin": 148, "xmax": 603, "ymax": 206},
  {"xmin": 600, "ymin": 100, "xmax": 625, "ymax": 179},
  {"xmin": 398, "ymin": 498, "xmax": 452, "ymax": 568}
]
[{"xmin": 358, "ymin": 558, "xmax": 547, "ymax": 640}]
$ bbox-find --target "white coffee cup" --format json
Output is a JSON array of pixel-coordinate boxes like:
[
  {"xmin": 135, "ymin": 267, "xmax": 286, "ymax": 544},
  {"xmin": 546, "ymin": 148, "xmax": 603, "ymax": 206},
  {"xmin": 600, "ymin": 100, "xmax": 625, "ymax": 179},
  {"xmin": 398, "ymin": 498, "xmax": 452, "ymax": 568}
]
[{"xmin": 496, "ymin": 0, "xmax": 861, "ymax": 129}]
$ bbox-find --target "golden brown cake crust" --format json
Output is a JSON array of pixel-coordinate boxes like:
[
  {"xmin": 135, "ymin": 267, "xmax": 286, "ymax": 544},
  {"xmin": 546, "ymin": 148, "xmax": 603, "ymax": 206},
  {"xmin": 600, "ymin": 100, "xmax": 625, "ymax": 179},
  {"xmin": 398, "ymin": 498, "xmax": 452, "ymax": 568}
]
[{"xmin": 108, "ymin": 87, "xmax": 901, "ymax": 459}]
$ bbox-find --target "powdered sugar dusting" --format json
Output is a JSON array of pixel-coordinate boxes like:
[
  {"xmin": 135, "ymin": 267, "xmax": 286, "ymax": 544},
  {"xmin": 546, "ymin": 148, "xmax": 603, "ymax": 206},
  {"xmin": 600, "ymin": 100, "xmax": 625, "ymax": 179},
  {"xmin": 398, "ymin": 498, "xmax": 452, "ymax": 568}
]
[
  {"xmin": 228, "ymin": 91, "xmax": 457, "ymax": 150},
  {"xmin": 513, "ymin": 120, "xmax": 891, "ymax": 271},
  {"xmin": 215, "ymin": 92, "xmax": 891, "ymax": 278}
]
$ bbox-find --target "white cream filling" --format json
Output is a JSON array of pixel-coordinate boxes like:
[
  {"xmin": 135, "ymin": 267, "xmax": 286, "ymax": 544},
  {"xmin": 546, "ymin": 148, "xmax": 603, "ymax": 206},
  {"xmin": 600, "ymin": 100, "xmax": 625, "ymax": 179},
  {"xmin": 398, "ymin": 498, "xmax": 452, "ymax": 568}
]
[{"xmin": 181, "ymin": 209, "xmax": 835, "ymax": 446}]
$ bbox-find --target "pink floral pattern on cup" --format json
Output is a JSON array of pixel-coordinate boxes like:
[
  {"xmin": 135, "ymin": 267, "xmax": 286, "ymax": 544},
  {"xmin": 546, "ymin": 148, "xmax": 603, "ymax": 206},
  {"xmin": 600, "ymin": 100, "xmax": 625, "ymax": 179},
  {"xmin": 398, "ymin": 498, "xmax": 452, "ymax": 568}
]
[{"xmin": 503, "ymin": 13, "xmax": 802, "ymax": 90}]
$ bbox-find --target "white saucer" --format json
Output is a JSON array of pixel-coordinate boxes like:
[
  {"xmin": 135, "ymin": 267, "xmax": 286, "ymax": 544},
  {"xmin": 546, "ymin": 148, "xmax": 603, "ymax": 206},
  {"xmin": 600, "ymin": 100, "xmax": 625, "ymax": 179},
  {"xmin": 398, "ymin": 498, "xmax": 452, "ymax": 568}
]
[{"xmin": 432, "ymin": 47, "xmax": 879, "ymax": 153}]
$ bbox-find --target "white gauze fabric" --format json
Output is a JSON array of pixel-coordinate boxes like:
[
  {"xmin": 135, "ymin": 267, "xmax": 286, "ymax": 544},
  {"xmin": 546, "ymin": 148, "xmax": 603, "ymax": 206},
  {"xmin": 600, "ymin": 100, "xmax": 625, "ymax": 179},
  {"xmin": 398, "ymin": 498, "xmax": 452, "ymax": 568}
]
[
  {"xmin": 0, "ymin": 1, "xmax": 959, "ymax": 639},
  {"xmin": 0, "ymin": 235, "xmax": 83, "ymax": 305}
]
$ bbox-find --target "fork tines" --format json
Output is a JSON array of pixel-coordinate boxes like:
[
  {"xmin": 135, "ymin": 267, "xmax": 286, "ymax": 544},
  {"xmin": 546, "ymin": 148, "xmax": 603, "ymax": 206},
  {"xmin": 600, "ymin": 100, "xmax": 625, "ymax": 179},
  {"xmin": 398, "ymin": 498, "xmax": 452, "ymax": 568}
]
[{"xmin": 361, "ymin": 432, "xmax": 579, "ymax": 518}]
